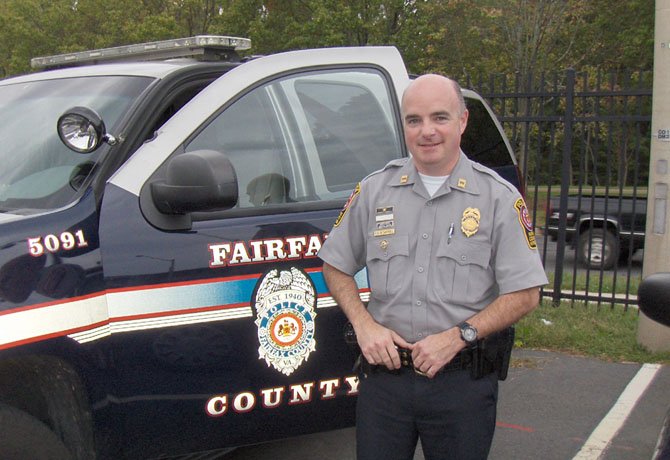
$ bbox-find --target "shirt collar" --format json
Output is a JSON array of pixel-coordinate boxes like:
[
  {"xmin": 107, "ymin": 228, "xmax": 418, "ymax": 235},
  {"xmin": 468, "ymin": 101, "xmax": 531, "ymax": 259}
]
[{"xmin": 388, "ymin": 151, "xmax": 480, "ymax": 196}]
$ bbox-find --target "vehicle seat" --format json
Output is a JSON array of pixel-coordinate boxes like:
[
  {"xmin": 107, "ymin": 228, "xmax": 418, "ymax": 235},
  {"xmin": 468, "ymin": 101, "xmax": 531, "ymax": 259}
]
[{"xmin": 246, "ymin": 173, "xmax": 292, "ymax": 206}]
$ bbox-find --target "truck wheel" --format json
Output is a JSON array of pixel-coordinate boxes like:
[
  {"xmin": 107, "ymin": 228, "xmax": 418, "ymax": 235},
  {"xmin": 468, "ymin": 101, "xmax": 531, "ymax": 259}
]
[
  {"xmin": 0, "ymin": 402, "xmax": 73, "ymax": 460},
  {"xmin": 577, "ymin": 229, "xmax": 618, "ymax": 270}
]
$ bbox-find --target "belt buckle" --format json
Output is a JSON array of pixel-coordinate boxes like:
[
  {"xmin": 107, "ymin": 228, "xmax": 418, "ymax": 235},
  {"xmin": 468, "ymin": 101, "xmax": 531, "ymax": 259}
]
[{"xmin": 413, "ymin": 367, "xmax": 428, "ymax": 377}]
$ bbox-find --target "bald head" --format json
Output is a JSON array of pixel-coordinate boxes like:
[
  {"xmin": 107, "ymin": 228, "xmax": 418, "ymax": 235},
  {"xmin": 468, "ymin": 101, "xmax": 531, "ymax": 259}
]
[
  {"xmin": 402, "ymin": 74, "xmax": 466, "ymax": 116},
  {"xmin": 400, "ymin": 74, "xmax": 469, "ymax": 176}
]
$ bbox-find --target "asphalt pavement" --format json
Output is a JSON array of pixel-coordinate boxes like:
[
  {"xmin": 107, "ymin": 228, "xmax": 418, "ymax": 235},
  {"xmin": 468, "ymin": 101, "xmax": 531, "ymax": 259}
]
[{"xmin": 225, "ymin": 349, "xmax": 669, "ymax": 460}]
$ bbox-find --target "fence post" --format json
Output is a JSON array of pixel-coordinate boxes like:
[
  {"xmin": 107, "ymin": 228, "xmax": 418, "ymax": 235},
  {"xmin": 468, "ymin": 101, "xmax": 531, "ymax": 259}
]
[{"xmin": 552, "ymin": 69, "xmax": 575, "ymax": 306}]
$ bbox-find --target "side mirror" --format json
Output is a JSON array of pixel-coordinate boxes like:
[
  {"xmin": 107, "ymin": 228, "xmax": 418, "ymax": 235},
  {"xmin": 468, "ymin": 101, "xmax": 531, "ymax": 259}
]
[
  {"xmin": 150, "ymin": 149, "xmax": 238, "ymax": 215},
  {"xmin": 57, "ymin": 107, "xmax": 117, "ymax": 153},
  {"xmin": 637, "ymin": 272, "xmax": 670, "ymax": 327}
]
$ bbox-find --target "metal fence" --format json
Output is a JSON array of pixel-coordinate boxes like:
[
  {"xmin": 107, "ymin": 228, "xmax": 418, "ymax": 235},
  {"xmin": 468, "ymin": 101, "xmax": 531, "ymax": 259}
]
[{"xmin": 465, "ymin": 69, "xmax": 653, "ymax": 308}]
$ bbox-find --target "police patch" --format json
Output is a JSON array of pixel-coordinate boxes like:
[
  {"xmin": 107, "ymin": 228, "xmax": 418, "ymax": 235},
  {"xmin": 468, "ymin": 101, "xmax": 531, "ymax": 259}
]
[
  {"xmin": 254, "ymin": 267, "xmax": 317, "ymax": 376},
  {"xmin": 514, "ymin": 198, "xmax": 537, "ymax": 249},
  {"xmin": 334, "ymin": 183, "xmax": 360, "ymax": 227}
]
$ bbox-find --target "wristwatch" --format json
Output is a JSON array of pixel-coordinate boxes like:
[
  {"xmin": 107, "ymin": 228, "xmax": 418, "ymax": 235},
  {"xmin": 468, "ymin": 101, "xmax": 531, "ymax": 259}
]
[{"xmin": 458, "ymin": 321, "xmax": 478, "ymax": 347}]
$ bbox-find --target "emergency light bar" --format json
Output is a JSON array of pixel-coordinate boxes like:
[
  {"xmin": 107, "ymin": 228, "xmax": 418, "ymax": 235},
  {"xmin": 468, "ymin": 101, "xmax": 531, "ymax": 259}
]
[{"xmin": 31, "ymin": 35, "xmax": 252, "ymax": 69}]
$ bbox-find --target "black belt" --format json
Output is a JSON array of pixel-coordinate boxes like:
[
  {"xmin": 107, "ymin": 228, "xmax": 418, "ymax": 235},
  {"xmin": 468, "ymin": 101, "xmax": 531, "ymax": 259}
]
[{"xmin": 360, "ymin": 347, "xmax": 472, "ymax": 377}]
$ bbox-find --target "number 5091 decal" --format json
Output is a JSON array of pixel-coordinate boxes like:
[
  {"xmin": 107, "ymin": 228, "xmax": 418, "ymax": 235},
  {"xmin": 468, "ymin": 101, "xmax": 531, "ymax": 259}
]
[{"xmin": 28, "ymin": 230, "xmax": 89, "ymax": 257}]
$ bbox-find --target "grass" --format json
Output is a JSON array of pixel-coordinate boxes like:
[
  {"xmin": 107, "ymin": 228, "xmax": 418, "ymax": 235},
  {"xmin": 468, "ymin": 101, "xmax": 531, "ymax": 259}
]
[
  {"xmin": 516, "ymin": 186, "xmax": 666, "ymax": 364},
  {"xmin": 515, "ymin": 300, "xmax": 670, "ymax": 364}
]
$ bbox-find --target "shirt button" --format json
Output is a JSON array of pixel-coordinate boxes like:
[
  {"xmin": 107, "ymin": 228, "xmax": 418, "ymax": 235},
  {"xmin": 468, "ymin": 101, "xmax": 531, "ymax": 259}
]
[
  {"xmin": 422, "ymin": 233, "xmax": 429, "ymax": 239},
  {"xmin": 426, "ymin": 201, "xmax": 433, "ymax": 206},
  {"xmin": 417, "ymin": 333, "xmax": 423, "ymax": 338},
  {"xmin": 461, "ymin": 255, "xmax": 467, "ymax": 261},
  {"xmin": 416, "ymin": 300, "xmax": 422, "ymax": 306},
  {"xmin": 417, "ymin": 267, "xmax": 424, "ymax": 273}
]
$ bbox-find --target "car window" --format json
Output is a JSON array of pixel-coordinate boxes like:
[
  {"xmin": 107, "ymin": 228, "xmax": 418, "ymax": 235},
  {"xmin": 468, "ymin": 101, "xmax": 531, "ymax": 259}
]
[
  {"xmin": 0, "ymin": 76, "xmax": 153, "ymax": 214},
  {"xmin": 461, "ymin": 97, "xmax": 512, "ymax": 168},
  {"xmin": 184, "ymin": 68, "xmax": 403, "ymax": 210}
]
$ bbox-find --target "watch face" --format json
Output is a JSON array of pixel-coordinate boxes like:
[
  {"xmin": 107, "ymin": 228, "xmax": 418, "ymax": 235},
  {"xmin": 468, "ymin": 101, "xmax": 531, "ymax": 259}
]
[{"xmin": 463, "ymin": 327, "xmax": 477, "ymax": 342}]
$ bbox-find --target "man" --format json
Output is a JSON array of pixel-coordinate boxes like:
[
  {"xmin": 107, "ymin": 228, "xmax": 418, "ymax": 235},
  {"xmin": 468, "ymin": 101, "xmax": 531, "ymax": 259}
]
[{"xmin": 318, "ymin": 74, "xmax": 548, "ymax": 460}]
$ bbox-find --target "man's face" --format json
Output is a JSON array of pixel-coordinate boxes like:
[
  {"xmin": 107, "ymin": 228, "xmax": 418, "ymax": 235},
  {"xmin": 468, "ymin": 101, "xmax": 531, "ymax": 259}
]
[{"xmin": 402, "ymin": 76, "xmax": 468, "ymax": 176}]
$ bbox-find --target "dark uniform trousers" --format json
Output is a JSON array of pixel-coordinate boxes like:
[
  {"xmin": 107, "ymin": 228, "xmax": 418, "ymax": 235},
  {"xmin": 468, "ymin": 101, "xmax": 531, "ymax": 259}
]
[{"xmin": 356, "ymin": 367, "xmax": 498, "ymax": 460}]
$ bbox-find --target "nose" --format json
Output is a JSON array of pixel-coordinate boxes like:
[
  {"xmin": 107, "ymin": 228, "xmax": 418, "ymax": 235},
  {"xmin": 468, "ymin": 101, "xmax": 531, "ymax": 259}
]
[{"xmin": 421, "ymin": 123, "xmax": 437, "ymax": 137}]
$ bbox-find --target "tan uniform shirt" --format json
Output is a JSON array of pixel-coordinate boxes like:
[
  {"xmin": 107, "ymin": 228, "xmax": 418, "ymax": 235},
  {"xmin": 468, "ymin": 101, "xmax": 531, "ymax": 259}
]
[{"xmin": 319, "ymin": 152, "xmax": 548, "ymax": 342}]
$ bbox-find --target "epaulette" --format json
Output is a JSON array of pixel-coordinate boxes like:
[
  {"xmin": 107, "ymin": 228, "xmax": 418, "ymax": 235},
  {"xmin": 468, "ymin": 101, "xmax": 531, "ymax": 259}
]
[
  {"xmin": 470, "ymin": 161, "xmax": 519, "ymax": 195},
  {"xmin": 360, "ymin": 157, "xmax": 409, "ymax": 182}
]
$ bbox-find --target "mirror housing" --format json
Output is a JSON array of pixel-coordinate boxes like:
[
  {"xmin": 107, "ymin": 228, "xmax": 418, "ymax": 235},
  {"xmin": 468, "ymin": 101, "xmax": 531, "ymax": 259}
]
[
  {"xmin": 150, "ymin": 150, "xmax": 238, "ymax": 215},
  {"xmin": 637, "ymin": 272, "xmax": 670, "ymax": 327},
  {"xmin": 57, "ymin": 106, "xmax": 117, "ymax": 153}
]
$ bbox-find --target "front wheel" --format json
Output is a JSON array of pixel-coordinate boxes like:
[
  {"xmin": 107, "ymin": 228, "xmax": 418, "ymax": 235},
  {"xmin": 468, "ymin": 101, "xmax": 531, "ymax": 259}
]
[
  {"xmin": 0, "ymin": 403, "xmax": 73, "ymax": 460},
  {"xmin": 577, "ymin": 228, "xmax": 618, "ymax": 270}
]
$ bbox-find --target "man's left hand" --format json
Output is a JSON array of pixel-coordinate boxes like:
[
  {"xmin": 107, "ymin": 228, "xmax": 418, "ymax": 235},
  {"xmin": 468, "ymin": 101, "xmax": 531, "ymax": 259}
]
[{"xmin": 410, "ymin": 327, "xmax": 465, "ymax": 378}]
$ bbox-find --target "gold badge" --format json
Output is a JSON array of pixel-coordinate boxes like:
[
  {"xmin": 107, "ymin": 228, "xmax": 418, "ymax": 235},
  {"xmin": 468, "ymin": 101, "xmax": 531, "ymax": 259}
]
[
  {"xmin": 380, "ymin": 240, "xmax": 389, "ymax": 250},
  {"xmin": 400, "ymin": 175, "xmax": 408, "ymax": 184},
  {"xmin": 457, "ymin": 178, "xmax": 467, "ymax": 188},
  {"xmin": 461, "ymin": 207, "xmax": 480, "ymax": 237}
]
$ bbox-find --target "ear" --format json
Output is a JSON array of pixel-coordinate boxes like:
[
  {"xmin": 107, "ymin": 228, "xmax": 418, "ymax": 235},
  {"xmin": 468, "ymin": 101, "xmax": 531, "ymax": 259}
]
[{"xmin": 459, "ymin": 109, "xmax": 469, "ymax": 135}]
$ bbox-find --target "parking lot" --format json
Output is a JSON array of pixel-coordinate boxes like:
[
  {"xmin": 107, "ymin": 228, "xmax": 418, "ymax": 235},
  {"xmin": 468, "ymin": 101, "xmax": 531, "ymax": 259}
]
[{"xmin": 226, "ymin": 349, "xmax": 669, "ymax": 460}]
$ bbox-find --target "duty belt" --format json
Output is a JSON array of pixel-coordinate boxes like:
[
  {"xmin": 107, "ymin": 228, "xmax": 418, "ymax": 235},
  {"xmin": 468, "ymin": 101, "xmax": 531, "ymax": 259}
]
[{"xmin": 360, "ymin": 347, "xmax": 472, "ymax": 377}]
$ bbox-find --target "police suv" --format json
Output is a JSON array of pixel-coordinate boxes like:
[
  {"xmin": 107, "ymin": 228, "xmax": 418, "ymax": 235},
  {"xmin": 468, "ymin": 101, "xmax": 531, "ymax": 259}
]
[{"xmin": 0, "ymin": 36, "xmax": 521, "ymax": 459}]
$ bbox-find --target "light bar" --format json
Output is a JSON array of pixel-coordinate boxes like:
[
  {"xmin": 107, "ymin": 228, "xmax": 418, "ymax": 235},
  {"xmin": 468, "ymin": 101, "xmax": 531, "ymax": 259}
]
[{"xmin": 31, "ymin": 35, "xmax": 252, "ymax": 69}]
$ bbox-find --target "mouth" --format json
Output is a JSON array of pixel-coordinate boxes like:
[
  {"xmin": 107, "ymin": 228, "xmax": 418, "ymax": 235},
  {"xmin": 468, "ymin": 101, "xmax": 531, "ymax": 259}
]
[{"xmin": 418, "ymin": 142, "xmax": 442, "ymax": 149}]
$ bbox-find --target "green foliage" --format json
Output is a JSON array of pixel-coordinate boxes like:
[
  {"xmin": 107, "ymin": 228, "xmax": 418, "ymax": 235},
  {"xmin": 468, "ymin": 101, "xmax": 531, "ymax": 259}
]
[{"xmin": 0, "ymin": 0, "xmax": 655, "ymax": 79}]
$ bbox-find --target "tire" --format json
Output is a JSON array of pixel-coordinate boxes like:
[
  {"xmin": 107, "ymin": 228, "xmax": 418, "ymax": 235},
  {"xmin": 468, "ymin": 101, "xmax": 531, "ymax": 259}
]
[
  {"xmin": 577, "ymin": 228, "xmax": 618, "ymax": 270},
  {"xmin": 0, "ymin": 402, "xmax": 73, "ymax": 460}
]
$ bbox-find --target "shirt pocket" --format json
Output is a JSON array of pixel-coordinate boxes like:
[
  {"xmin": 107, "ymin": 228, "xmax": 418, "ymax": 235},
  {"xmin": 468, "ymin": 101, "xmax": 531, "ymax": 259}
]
[
  {"xmin": 434, "ymin": 238, "xmax": 493, "ymax": 305},
  {"xmin": 366, "ymin": 235, "xmax": 409, "ymax": 300}
]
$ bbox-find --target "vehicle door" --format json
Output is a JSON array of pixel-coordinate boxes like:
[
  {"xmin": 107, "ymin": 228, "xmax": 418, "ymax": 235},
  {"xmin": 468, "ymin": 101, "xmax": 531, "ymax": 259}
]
[{"xmin": 92, "ymin": 47, "xmax": 409, "ymax": 457}]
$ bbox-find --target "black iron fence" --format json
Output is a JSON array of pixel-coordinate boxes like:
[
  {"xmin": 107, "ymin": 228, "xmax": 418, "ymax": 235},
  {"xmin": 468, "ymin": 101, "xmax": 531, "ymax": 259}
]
[{"xmin": 465, "ymin": 69, "xmax": 653, "ymax": 308}]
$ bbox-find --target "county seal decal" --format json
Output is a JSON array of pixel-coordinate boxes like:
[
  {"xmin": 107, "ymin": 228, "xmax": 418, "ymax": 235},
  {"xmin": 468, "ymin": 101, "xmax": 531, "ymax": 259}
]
[{"xmin": 253, "ymin": 267, "xmax": 317, "ymax": 376}]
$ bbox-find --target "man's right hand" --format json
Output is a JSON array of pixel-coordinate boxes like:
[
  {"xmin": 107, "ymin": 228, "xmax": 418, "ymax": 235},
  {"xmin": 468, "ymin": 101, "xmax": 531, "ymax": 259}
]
[
  {"xmin": 321, "ymin": 263, "xmax": 412, "ymax": 370},
  {"xmin": 353, "ymin": 315, "xmax": 413, "ymax": 370}
]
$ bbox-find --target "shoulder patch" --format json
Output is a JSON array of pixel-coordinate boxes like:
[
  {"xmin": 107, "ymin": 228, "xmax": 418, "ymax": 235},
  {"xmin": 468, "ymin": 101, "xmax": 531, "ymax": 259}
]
[
  {"xmin": 514, "ymin": 197, "xmax": 537, "ymax": 249},
  {"xmin": 334, "ymin": 183, "xmax": 360, "ymax": 227}
]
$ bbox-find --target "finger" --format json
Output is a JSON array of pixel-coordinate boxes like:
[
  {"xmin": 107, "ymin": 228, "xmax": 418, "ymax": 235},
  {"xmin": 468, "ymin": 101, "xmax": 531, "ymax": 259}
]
[
  {"xmin": 385, "ymin": 346, "xmax": 401, "ymax": 369},
  {"xmin": 392, "ymin": 332, "xmax": 413, "ymax": 349},
  {"xmin": 363, "ymin": 351, "xmax": 377, "ymax": 365}
]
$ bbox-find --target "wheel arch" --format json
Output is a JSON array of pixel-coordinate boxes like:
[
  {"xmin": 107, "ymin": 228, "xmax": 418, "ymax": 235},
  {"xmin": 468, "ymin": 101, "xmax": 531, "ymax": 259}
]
[
  {"xmin": 0, "ymin": 354, "xmax": 96, "ymax": 459},
  {"xmin": 577, "ymin": 217, "xmax": 620, "ymax": 237}
]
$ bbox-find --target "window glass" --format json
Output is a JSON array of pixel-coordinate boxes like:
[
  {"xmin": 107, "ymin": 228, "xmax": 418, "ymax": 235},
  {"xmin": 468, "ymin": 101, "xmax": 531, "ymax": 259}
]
[
  {"xmin": 461, "ymin": 97, "xmax": 511, "ymax": 167},
  {"xmin": 185, "ymin": 68, "xmax": 402, "ymax": 210},
  {"xmin": 186, "ymin": 89, "xmax": 290, "ymax": 208},
  {"xmin": 0, "ymin": 76, "xmax": 153, "ymax": 214},
  {"xmin": 294, "ymin": 75, "xmax": 400, "ymax": 194}
]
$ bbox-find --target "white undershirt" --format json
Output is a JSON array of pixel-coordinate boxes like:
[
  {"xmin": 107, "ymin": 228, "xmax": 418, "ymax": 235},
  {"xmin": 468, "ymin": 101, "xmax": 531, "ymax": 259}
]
[{"xmin": 419, "ymin": 173, "xmax": 449, "ymax": 197}]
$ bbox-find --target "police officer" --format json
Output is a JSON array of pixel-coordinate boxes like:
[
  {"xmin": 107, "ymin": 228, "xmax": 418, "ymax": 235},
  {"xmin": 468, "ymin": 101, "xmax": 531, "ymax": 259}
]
[{"xmin": 318, "ymin": 74, "xmax": 548, "ymax": 460}]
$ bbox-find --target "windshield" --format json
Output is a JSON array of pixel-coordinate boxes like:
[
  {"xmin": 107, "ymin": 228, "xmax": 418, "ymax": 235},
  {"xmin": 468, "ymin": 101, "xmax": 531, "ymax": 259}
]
[{"xmin": 0, "ymin": 75, "xmax": 153, "ymax": 215}]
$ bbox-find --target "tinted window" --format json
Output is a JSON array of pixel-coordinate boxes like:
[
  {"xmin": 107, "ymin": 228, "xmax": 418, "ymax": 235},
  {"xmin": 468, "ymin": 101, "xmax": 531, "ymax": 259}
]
[
  {"xmin": 0, "ymin": 76, "xmax": 153, "ymax": 214},
  {"xmin": 461, "ymin": 97, "xmax": 513, "ymax": 168},
  {"xmin": 185, "ymin": 69, "xmax": 402, "ymax": 210}
]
